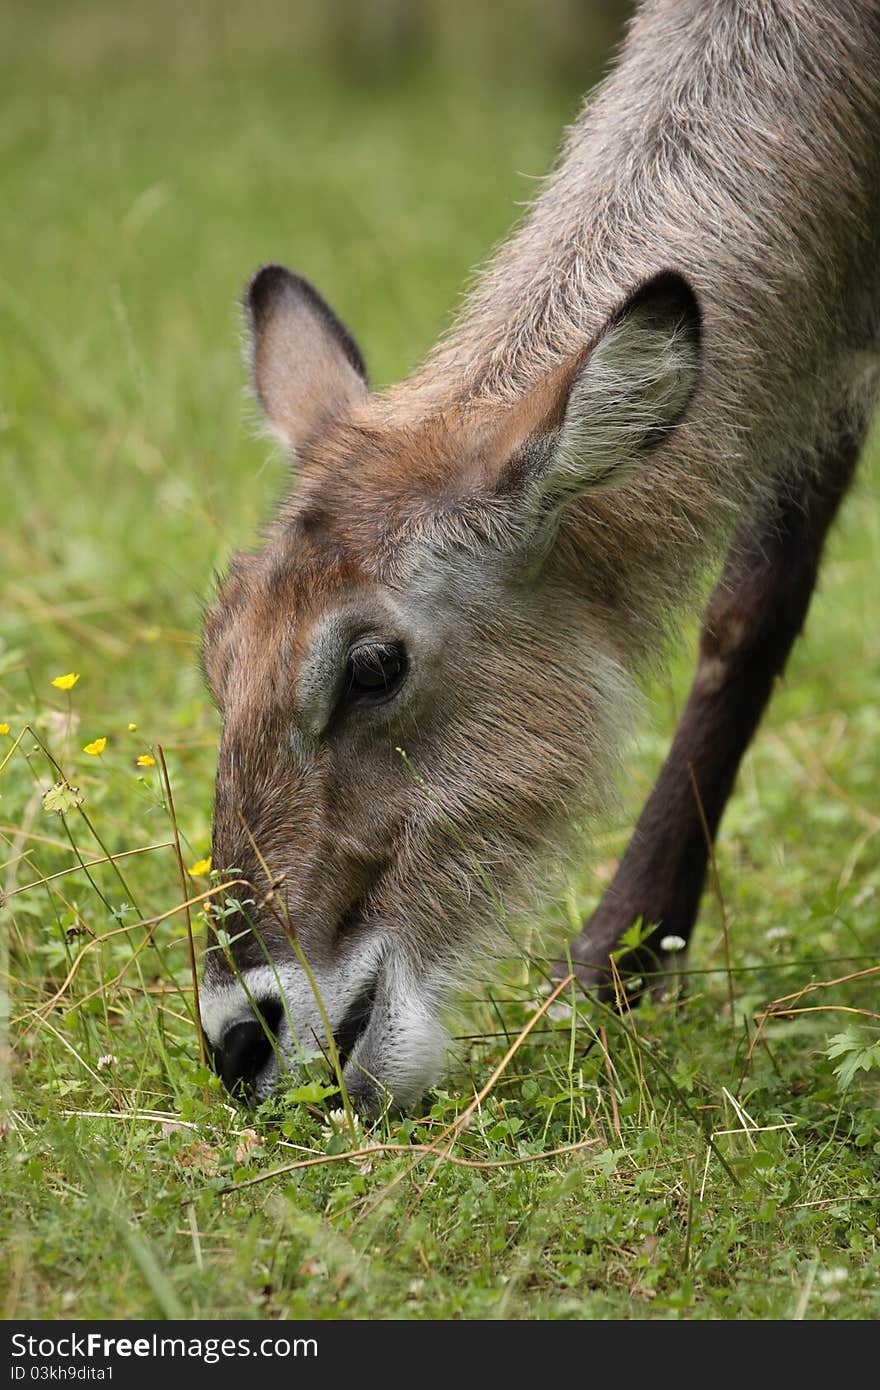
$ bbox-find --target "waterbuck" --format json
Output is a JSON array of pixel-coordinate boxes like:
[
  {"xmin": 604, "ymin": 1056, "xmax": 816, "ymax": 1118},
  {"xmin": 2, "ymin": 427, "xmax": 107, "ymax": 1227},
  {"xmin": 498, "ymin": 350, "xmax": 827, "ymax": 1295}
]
[{"xmin": 200, "ymin": 0, "xmax": 880, "ymax": 1111}]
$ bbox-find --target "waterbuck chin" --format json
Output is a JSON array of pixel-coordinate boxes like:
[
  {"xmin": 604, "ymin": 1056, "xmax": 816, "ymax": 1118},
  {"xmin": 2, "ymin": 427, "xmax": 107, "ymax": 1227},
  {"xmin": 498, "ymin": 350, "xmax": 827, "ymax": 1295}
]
[{"xmin": 199, "ymin": 0, "xmax": 880, "ymax": 1113}]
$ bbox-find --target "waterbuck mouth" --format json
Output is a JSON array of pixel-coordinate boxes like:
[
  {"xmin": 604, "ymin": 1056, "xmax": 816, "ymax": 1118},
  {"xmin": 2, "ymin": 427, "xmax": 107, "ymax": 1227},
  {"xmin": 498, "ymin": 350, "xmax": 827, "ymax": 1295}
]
[{"xmin": 333, "ymin": 975, "xmax": 379, "ymax": 1064}]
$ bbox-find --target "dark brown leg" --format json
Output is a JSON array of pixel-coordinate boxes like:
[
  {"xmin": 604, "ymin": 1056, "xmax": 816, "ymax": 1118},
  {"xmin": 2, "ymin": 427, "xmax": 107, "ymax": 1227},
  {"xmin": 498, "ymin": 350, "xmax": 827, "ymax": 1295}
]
[{"xmin": 557, "ymin": 434, "xmax": 861, "ymax": 996}]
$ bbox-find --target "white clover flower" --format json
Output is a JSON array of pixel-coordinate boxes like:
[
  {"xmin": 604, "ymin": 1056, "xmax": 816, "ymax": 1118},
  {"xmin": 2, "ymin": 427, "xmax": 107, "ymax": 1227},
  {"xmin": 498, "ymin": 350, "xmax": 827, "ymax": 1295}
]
[
  {"xmin": 320, "ymin": 1107, "xmax": 362, "ymax": 1145},
  {"xmin": 660, "ymin": 935, "xmax": 687, "ymax": 953},
  {"xmin": 96, "ymin": 1054, "xmax": 118, "ymax": 1070}
]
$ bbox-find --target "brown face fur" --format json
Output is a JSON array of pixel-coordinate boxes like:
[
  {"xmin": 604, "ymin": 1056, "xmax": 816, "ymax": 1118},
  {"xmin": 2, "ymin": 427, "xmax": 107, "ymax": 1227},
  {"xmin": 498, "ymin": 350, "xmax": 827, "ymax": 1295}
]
[{"xmin": 199, "ymin": 267, "xmax": 701, "ymax": 1111}]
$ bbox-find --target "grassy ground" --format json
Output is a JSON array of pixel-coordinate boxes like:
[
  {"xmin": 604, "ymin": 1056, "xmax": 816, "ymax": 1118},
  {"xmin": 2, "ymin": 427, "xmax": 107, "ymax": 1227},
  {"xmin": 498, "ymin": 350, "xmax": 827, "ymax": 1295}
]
[{"xmin": 2, "ymin": 4, "xmax": 878, "ymax": 1321}]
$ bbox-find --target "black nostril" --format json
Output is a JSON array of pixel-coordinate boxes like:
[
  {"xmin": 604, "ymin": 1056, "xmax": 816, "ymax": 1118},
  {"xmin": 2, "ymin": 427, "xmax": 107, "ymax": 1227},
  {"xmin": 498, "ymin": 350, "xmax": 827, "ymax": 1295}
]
[{"xmin": 214, "ymin": 998, "xmax": 282, "ymax": 1102}]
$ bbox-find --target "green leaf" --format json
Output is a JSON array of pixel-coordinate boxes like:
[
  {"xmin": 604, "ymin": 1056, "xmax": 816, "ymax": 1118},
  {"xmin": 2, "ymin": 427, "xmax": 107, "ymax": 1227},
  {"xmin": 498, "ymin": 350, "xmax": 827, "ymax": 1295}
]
[
  {"xmin": 287, "ymin": 1080, "xmax": 340, "ymax": 1104},
  {"xmin": 613, "ymin": 916, "xmax": 654, "ymax": 956},
  {"xmin": 41, "ymin": 780, "xmax": 83, "ymax": 815},
  {"xmin": 826, "ymin": 1029, "xmax": 880, "ymax": 1091}
]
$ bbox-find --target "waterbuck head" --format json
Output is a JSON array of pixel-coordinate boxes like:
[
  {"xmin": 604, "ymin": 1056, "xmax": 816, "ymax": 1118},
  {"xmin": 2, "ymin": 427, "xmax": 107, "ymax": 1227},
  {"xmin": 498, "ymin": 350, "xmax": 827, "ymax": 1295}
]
[{"xmin": 200, "ymin": 263, "xmax": 701, "ymax": 1112}]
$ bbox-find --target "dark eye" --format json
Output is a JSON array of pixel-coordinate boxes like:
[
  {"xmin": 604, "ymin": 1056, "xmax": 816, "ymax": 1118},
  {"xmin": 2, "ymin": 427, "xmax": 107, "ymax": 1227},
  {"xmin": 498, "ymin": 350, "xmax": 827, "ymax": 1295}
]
[{"xmin": 345, "ymin": 639, "xmax": 408, "ymax": 705}]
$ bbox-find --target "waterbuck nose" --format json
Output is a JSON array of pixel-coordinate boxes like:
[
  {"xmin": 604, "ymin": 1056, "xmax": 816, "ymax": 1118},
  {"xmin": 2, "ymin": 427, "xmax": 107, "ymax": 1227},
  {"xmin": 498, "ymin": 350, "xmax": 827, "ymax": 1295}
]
[{"xmin": 212, "ymin": 999, "xmax": 282, "ymax": 1101}]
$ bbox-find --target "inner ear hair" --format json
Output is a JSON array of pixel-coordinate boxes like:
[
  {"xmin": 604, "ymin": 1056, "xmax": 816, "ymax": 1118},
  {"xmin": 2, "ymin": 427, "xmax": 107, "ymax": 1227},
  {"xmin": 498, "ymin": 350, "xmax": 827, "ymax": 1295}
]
[
  {"xmin": 605, "ymin": 270, "xmax": 702, "ymax": 446},
  {"xmin": 535, "ymin": 270, "xmax": 702, "ymax": 500},
  {"xmin": 244, "ymin": 263, "xmax": 369, "ymax": 453}
]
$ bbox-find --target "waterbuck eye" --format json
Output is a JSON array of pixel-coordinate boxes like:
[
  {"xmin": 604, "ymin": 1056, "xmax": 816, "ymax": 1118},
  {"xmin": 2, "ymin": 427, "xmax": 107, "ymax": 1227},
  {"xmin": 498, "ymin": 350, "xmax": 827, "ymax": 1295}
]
[{"xmin": 345, "ymin": 639, "xmax": 408, "ymax": 705}]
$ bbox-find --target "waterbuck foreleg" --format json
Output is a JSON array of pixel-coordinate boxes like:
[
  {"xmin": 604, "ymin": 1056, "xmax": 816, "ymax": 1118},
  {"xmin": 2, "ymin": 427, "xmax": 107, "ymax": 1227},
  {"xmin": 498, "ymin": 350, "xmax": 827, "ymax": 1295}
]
[{"xmin": 557, "ymin": 432, "xmax": 861, "ymax": 999}]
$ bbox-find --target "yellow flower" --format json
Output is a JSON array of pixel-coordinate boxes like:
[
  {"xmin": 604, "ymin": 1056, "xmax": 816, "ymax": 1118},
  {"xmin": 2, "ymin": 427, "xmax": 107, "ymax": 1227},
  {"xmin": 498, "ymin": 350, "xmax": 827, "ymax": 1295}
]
[
  {"xmin": 128, "ymin": 722, "xmax": 137, "ymax": 732},
  {"xmin": 188, "ymin": 856, "xmax": 212, "ymax": 877},
  {"xmin": 0, "ymin": 723, "xmax": 10, "ymax": 736},
  {"xmin": 136, "ymin": 753, "xmax": 156, "ymax": 767},
  {"xmin": 52, "ymin": 672, "xmax": 80, "ymax": 691},
  {"xmin": 82, "ymin": 737, "xmax": 107, "ymax": 756}
]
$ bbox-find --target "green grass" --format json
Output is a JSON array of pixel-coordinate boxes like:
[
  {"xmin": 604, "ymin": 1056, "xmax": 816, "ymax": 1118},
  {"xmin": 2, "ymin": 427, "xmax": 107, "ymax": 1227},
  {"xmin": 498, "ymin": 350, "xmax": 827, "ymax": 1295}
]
[{"xmin": 2, "ymin": 3, "xmax": 879, "ymax": 1322}]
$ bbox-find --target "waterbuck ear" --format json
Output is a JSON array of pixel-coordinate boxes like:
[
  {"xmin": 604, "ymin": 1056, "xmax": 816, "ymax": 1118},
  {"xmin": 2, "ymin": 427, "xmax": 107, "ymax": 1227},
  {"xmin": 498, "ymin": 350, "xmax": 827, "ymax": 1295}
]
[
  {"xmin": 245, "ymin": 264, "xmax": 368, "ymax": 453},
  {"xmin": 503, "ymin": 271, "xmax": 701, "ymax": 540}
]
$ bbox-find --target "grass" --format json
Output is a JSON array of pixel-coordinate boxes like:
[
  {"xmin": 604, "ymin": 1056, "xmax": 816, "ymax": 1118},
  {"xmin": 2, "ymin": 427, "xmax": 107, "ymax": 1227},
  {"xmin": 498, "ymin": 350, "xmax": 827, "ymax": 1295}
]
[{"xmin": 2, "ymin": 2, "xmax": 879, "ymax": 1322}]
